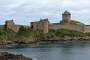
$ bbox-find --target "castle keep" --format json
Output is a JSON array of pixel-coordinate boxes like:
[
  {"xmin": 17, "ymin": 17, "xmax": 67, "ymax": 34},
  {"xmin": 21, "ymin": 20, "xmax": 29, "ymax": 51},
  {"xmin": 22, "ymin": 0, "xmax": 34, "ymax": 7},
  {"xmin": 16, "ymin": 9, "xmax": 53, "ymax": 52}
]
[
  {"xmin": 4, "ymin": 11, "xmax": 90, "ymax": 33},
  {"xmin": 31, "ymin": 18, "xmax": 49, "ymax": 33}
]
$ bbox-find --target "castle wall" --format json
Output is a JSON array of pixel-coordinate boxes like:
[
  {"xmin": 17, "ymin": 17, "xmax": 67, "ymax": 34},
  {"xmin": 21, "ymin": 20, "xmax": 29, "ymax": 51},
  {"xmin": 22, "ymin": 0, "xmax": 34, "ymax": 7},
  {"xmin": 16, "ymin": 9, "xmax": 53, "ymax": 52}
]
[
  {"xmin": 84, "ymin": 25, "xmax": 90, "ymax": 32},
  {"xmin": 31, "ymin": 19, "xmax": 49, "ymax": 33},
  {"xmin": 49, "ymin": 24, "xmax": 84, "ymax": 32},
  {"xmin": 31, "ymin": 21, "xmax": 44, "ymax": 32},
  {"xmin": 42, "ymin": 20, "xmax": 49, "ymax": 33},
  {"xmin": 31, "ymin": 22, "xmax": 38, "ymax": 31},
  {"xmin": 12, "ymin": 25, "xmax": 21, "ymax": 32},
  {"xmin": 5, "ymin": 20, "xmax": 29, "ymax": 32},
  {"xmin": 49, "ymin": 24, "xmax": 61, "ymax": 30}
]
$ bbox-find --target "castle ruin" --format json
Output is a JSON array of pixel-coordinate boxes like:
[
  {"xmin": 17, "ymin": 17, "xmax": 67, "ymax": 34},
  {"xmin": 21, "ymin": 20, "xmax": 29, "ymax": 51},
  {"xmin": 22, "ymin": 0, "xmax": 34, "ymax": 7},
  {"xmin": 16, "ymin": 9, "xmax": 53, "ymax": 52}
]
[{"xmin": 4, "ymin": 10, "xmax": 90, "ymax": 33}]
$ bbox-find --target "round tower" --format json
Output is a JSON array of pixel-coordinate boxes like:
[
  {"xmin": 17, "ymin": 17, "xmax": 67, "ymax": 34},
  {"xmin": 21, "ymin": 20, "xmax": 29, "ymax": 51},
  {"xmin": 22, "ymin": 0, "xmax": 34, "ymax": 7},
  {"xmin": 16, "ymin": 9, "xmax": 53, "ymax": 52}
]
[{"xmin": 62, "ymin": 10, "xmax": 71, "ymax": 24}]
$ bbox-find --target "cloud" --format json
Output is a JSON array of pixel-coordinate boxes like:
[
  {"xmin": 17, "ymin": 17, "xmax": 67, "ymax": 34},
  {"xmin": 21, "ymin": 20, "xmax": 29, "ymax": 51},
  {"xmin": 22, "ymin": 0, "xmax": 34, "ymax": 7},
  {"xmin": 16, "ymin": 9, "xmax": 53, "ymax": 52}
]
[{"xmin": 0, "ymin": 0, "xmax": 90, "ymax": 25}]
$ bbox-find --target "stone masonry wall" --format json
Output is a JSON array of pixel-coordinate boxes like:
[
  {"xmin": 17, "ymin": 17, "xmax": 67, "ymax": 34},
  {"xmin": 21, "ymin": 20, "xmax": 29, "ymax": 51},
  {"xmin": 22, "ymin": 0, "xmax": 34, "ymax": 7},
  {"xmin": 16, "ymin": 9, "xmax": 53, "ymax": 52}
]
[
  {"xmin": 49, "ymin": 24, "xmax": 84, "ymax": 32},
  {"xmin": 84, "ymin": 25, "xmax": 90, "ymax": 32}
]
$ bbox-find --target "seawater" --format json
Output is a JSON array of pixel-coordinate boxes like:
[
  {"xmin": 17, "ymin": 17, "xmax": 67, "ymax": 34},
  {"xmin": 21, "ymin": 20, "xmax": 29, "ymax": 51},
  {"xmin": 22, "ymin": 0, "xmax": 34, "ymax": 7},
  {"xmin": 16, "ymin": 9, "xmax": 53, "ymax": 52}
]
[{"xmin": 0, "ymin": 41, "xmax": 90, "ymax": 60}]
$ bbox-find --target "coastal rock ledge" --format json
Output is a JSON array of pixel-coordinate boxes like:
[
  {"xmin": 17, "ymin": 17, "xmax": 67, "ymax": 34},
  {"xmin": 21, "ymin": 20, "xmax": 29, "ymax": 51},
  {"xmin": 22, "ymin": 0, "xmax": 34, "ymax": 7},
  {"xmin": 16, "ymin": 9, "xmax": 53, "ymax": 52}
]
[{"xmin": 0, "ymin": 52, "xmax": 32, "ymax": 60}]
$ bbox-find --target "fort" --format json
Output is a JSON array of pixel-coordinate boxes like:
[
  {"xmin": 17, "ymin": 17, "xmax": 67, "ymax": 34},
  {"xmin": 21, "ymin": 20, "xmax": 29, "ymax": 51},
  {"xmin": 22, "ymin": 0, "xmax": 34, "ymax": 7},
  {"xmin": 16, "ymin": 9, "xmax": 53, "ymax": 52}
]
[{"xmin": 4, "ymin": 10, "xmax": 90, "ymax": 33}]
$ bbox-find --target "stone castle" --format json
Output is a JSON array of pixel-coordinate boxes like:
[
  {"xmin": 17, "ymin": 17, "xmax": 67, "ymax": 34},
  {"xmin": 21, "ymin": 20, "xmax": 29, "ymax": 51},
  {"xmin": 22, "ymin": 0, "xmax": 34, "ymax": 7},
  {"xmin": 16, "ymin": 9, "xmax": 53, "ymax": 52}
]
[
  {"xmin": 4, "ymin": 10, "xmax": 90, "ymax": 33},
  {"xmin": 4, "ymin": 20, "xmax": 29, "ymax": 32}
]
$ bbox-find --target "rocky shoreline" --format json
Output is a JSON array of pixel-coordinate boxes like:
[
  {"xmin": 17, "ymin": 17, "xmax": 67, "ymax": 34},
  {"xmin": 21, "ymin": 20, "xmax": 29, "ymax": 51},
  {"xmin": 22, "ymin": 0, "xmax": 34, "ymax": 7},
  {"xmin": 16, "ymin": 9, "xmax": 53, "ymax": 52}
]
[
  {"xmin": 0, "ymin": 52, "xmax": 32, "ymax": 60},
  {"xmin": 0, "ymin": 37, "xmax": 90, "ymax": 48}
]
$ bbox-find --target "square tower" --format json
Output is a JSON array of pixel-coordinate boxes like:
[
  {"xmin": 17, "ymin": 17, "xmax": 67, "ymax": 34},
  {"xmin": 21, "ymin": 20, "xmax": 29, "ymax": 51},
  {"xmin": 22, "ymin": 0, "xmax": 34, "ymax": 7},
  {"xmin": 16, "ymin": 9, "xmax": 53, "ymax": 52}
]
[{"xmin": 62, "ymin": 10, "xmax": 71, "ymax": 24}]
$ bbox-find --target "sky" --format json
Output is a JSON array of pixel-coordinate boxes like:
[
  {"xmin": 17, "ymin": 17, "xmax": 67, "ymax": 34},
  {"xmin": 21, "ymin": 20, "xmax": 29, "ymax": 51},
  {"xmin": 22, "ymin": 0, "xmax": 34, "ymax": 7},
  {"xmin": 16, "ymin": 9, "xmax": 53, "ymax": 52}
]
[{"xmin": 0, "ymin": 0, "xmax": 90, "ymax": 25}]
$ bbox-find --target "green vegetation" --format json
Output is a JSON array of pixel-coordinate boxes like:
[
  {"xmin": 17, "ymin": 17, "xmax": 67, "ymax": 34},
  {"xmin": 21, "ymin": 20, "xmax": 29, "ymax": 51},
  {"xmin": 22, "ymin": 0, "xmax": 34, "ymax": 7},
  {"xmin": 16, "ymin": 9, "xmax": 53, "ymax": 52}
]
[
  {"xmin": 0, "ymin": 26, "xmax": 90, "ymax": 44},
  {"xmin": 0, "ymin": 28, "xmax": 7, "ymax": 44},
  {"xmin": 55, "ymin": 29, "xmax": 85, "ymax": 37},
  {"xmin": 42, "ymin": 29, "xmax": 86, "ymax": 40},
  {"xmin": 16, "ymin": 26, "xmax": 31, "ymax": 37},
  {"xmin": 15, "ymin": 26, "xmax": 44, "ymax": 43},
  {"xmin": 16, "ymin": 26, "xmax": 43, "ymax": 39}
]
